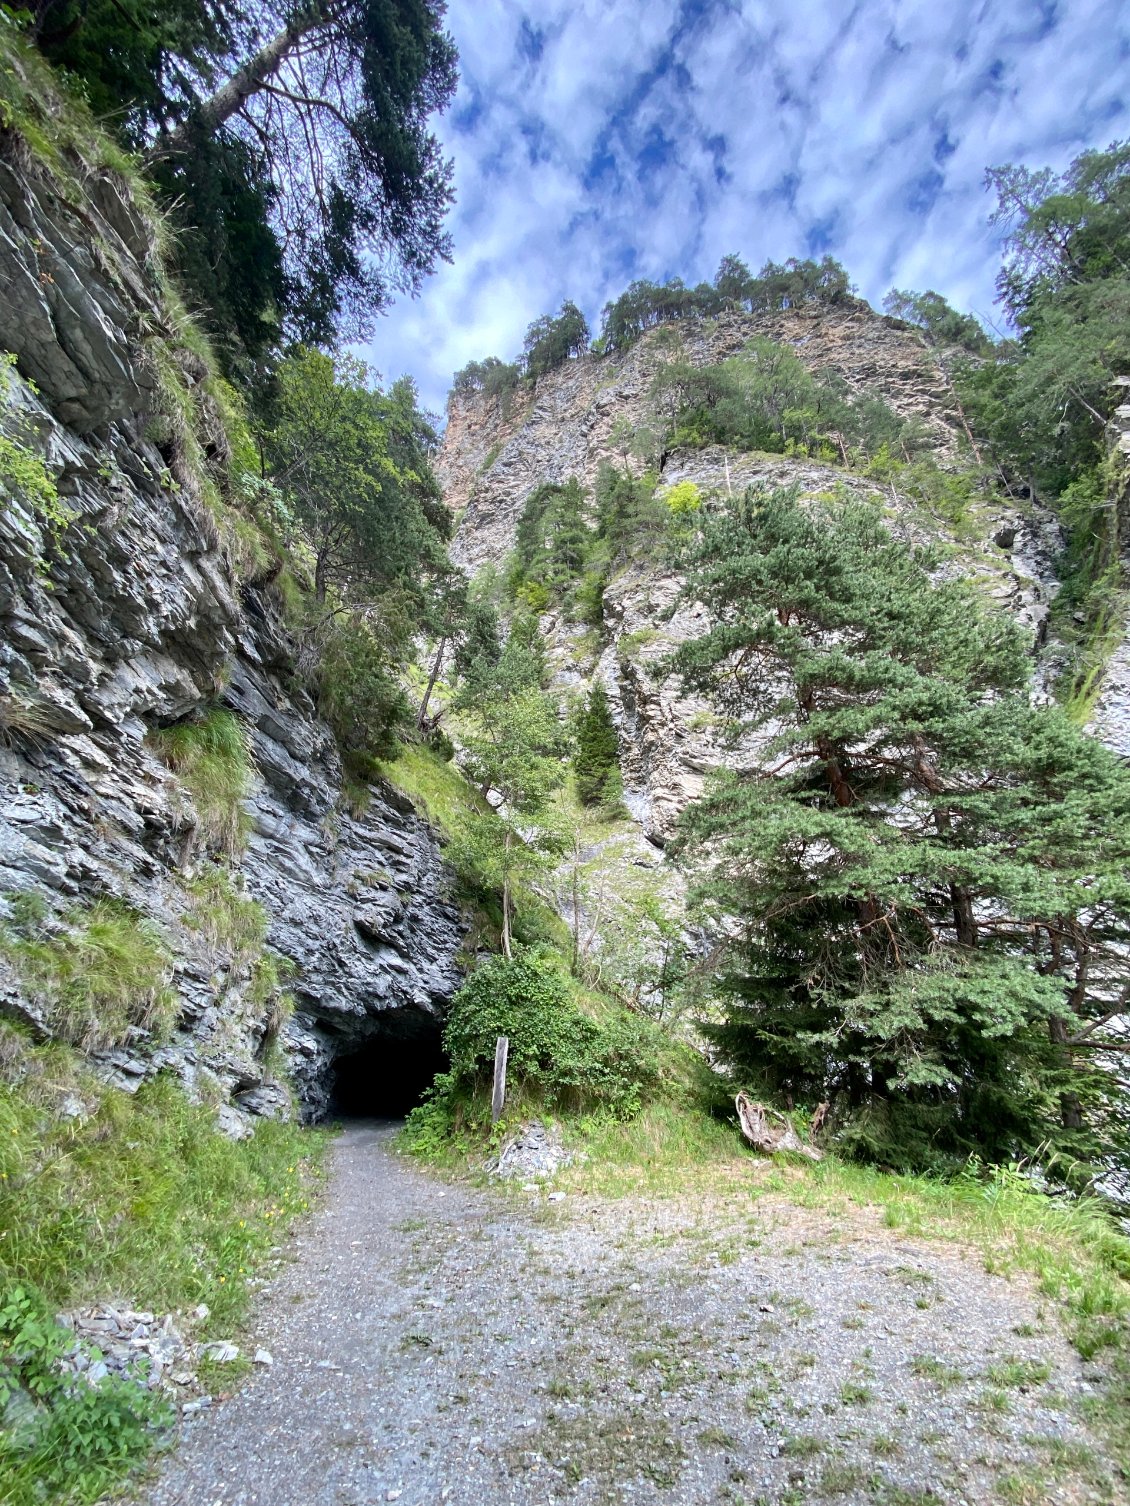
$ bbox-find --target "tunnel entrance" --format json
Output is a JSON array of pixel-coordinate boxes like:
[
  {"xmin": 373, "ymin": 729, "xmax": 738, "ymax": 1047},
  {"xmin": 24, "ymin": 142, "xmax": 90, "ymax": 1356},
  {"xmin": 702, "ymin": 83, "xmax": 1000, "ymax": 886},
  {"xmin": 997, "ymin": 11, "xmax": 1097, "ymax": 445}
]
[{"xmin": 327, "ymin": 1015, "xmax": 448, "ymax": 1121}]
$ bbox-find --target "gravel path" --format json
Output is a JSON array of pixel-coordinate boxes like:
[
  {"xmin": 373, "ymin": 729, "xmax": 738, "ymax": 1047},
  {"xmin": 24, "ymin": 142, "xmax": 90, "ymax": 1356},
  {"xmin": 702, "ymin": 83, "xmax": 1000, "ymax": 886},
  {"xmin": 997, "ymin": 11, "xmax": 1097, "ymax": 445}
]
[{"xmin": 146, "ymin": 1123, "xmax": 1122, "ymax": 1506}]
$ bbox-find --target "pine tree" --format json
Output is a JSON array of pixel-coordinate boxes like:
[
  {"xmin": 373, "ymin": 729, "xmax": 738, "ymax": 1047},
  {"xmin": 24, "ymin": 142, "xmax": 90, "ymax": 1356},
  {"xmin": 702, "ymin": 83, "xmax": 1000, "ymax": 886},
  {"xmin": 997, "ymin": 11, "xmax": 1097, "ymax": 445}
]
[
  {"xmin": 670, "ymin": 485, "xmax": 1130, "ymax": 1171},
  {"xmin": 573, "ymin": 683, "xmax": 620, "ymax": 807}
]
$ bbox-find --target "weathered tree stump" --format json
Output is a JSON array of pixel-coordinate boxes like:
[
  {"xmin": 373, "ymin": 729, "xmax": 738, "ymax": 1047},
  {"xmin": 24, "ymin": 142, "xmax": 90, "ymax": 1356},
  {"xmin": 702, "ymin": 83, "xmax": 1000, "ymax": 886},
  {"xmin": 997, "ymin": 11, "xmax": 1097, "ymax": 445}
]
[{"xmin": 735, "ymin": 1092, "xmax": 823, "ymax": 1161}]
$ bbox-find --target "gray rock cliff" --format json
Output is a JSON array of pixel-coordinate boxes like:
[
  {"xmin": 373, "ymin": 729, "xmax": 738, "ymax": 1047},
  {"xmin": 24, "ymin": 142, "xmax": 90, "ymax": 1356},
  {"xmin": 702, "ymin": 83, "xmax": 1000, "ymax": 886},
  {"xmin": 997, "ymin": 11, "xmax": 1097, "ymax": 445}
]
[{"xmin": 0, "ymin": 101, "xmax": 464, "ymax": 1127}]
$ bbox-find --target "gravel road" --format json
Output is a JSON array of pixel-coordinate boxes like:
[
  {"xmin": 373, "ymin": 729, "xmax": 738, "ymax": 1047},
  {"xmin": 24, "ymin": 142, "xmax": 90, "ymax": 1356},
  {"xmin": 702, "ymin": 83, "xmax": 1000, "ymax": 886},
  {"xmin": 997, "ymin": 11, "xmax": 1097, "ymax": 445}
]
[{"xmin": 145, "ymin": 1122, "xmax": 1122, "ymax": 1506}]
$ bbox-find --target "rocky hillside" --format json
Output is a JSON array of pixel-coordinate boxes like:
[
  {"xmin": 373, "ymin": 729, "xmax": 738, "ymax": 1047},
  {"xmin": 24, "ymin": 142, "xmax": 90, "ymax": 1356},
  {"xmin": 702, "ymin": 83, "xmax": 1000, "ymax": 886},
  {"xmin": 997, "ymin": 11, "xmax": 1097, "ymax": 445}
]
[
  {"xmin": 0, "ymin": 53, "xmax": 463, "ymax": 1130},
  {"xmin": 439, "ymin": 304, "xmax": 1067, "ymax": 843}
]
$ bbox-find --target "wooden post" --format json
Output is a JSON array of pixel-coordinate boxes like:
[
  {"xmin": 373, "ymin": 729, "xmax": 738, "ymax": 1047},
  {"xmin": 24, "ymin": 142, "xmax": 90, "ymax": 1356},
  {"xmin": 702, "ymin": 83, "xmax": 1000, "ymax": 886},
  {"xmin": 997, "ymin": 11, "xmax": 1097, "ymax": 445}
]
[{"xmin": 491, "ymin": 1035, "xmax": 509, "ymax": 1124}]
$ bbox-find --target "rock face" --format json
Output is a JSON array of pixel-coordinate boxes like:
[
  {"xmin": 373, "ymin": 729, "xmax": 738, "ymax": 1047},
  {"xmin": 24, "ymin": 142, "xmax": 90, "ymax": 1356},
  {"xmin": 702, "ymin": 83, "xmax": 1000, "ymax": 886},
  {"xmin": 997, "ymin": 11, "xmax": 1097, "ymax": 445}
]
[
  {"xmin": 439, "ymin": 306, "xmax": 1064, "ymax": 843},
  {"xmin": 0, "ymin": 98, "xmax": 464, "ymax": 1126}
]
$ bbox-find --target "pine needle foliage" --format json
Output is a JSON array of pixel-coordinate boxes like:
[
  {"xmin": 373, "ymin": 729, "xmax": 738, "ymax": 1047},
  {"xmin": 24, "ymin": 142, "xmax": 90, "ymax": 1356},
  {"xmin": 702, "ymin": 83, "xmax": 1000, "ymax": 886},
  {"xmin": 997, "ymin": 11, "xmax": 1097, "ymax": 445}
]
[
  {"xmin": 670, "ymin": 484, "xmax": 1130, "ymax": 1173},
  {"xmin": 573, "ymin": 682, "xmax": 620, "ymax": 807}
]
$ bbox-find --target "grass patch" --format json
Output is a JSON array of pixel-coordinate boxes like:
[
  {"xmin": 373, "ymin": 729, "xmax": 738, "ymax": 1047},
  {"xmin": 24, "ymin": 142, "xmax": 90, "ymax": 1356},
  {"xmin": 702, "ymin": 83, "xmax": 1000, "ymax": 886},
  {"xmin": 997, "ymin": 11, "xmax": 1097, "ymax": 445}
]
[
  {"xmin": 183, "ymin": 865, "xmax": 267, "ymax": 962},
  {"xmin": 148, "ymin": 708, "xmax": 254, "ymax": 855},
  {"xmin": 0, "ymin": 1058, "xmax": 323, "ymax": 1329},
  {"xmin": 0, "ymin": 1031, "xmax": 324, "ymax": 1504},
  {"xmin": 0, "ymin": 896, "xmax": 176, "ymax": 1051},
  {"xmin": 376, "ymin": 741, "xmax": 487, "ymax": 839},
  {"xmin": 909, "ymin": 1355, "xmax": 964, "ymax": 1389},
  {"xmin": 985, "ymin": 1356, "xmax": 1051, "ymax": 1390},
  {"xmin": 558, "ymin": 1099, "xmax": 742, "ymax": 1198}
]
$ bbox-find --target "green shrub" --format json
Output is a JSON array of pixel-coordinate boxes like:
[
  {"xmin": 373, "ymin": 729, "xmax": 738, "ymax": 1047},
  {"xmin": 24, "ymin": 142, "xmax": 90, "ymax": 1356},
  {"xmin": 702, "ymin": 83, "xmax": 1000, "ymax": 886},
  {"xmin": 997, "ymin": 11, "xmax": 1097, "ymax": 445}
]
[
  {"xmin": 441, "ymin": 948, "xmax": 661, "ymax": 1118},
  {"xmin": 316, "ymin": 611, "xmax": 411, "ymax": 763},
  {"xmin": 148, "ymin": 707, "xmax": 254, "ymax": 855},
  {"xmin": 0, "ymin": 1284, "xmax": 171, "ymax": 1506},
  {"xmin": 0, "ymin": 899, "xmax": 176, "ymax": 1051}
]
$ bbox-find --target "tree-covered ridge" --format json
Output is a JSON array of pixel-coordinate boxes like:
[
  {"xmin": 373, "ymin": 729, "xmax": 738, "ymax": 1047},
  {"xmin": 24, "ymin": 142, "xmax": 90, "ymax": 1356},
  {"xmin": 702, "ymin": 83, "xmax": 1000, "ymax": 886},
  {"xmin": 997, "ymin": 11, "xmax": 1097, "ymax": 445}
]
[{"xmin": 448, "ymin": 254, "xmax": 858, "ymax": 405}]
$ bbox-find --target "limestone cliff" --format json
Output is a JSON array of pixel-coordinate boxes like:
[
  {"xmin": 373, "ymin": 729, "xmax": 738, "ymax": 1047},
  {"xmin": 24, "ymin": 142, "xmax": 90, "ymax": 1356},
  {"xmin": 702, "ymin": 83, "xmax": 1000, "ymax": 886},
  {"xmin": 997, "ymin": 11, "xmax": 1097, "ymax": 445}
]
[
  {"xmin": 439, "ymin": 305, "xmax": 1064, "ymax": 843},
  {"xmin": 0, "ymin": 59, "xmax": 463, "ymax": 1127}
]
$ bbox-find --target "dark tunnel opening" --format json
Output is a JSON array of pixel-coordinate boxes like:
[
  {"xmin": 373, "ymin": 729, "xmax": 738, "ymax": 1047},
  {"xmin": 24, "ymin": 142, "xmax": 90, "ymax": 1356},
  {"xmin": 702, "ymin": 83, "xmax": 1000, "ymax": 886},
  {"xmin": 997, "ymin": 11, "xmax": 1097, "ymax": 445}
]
[{"xmin": 327, "ymin": 1016, "xmax": 448, "ymax": 1121}]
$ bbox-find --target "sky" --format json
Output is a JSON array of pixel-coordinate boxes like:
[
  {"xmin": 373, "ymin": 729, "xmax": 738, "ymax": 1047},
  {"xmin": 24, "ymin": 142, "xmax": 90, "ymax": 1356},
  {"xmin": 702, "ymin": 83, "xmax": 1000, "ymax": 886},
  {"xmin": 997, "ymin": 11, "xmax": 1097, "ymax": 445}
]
[{"xmin": 362, "ymin": 0, "xmax": 1130, "ymax": 416}]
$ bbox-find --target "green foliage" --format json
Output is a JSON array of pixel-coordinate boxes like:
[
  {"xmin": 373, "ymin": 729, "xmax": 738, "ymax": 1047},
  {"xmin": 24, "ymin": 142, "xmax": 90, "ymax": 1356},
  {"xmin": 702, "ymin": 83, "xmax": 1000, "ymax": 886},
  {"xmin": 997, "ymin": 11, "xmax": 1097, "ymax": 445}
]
[
  {"xmin": 508, "ymin": 477, "xmax": 595, "ymax": 616},
  {"xmin": 450, "ymin": 356, "xmax": 522, "ymax": 413},
  {"xmin": 955, "ymin": 141, "xmax": 1130, "ymax": 704},
  {"xmin": 882, "ymin": 288, "xmax": 993, "ymax": 354},
  {"xmin": 264, "ymin": 348, "xmax": 448, "ymax": 606},
  {"xmin": 572, "ymin": 682, "xmax": 620, "ymax": 807},
  {"xmin": 0, "ymin": 899, "xmax": 175, "ymax": 1052},
  {"xmin": 670, "ymin": 484, "xmax": 1130, "ymax": 1172},
  {"xmin": 594, "ymin": 461, "xmax": 664, "ymax": 562},
  {"xmin": 522, "ymin": 301, "xmax": 591, "ymax": 382},
  {"xmin": 316, "ymin": 609, "xmax": 412, "ymax": 764},
  {"xmin": 31, "ymin": 0, "xmax": 459, "ymax": 362},
  {"xmin": 651, "ymin": 336, "xmax": 929, "ymax": 464},
  {"xmin": 454, "ymin": 630, "xmax": 564, "ymax": 955},
  {"xmin": 0, "ymin": 1285, "xmax": 171, "ymax": 1506},
  {"xmin": 148, "ymin": 708, "xmax": 253, "ymax": 855},
  {"xmin": 662, "ymin": 480, "xmax": 702, "ymax": 516},
  {"xmin": 440, "ymin": 948, "xmax": 662, "ymax": 1118},
  {"xmin": 599, "ymin": 255, "xmax": 852, "ymax": 353}
]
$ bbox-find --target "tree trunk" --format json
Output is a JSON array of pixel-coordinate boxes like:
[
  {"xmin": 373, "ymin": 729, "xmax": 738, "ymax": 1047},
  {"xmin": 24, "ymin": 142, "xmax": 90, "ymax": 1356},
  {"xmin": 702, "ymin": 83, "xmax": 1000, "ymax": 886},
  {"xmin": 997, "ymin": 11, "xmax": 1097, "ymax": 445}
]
[
  {"xmin": 148, "ymin": 4, "xmax": 333, "ymax": 159},
  {"xmin": 501, "ymin": 830, "xmax": 513, "ymax": 960},
  {"xmin": 1049, "ymin": 1015, "xmax": 1085, "ymax": 1130},
  {"xmin": 912, "ymin": 734, "xmax": 977, "ymax": 947},
  {"xmin": 417, "ymin": 635, "xmax": 447, "ymax": 729},
  {"xmin": 816, "ymin": 737, "xmax": 854, "ymax": 808},
  {"xmin": 314, "ymin": 551, "xmax": 328, "ymax": 606}
]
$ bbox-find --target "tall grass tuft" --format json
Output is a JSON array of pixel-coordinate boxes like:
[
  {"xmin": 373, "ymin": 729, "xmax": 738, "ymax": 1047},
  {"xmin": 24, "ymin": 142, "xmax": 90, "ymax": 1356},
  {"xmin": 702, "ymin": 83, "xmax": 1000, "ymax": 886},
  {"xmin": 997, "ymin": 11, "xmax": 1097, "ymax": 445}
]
[
  {"xmin": 0, "ymin": 899, "xmax": 176, "ymax": 1051},
  {"xmin": 148, "ymin": 707, "xmax": 254, "ymax": 855}
]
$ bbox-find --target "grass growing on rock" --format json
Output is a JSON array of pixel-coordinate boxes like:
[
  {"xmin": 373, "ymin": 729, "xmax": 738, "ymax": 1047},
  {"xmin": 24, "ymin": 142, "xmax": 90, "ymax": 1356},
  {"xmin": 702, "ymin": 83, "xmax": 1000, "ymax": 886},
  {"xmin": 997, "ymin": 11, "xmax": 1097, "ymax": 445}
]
[
  {"xmin": 148, "ymin": 707, "xmax": 254, "ymax": 855},
  {"xmin": 0, "ymin": 1038, "xmax": 324, "ymax": 1332},
  {"xmin": 0, "ymin": 895, "xmax": 176, "ymax": 1051}
]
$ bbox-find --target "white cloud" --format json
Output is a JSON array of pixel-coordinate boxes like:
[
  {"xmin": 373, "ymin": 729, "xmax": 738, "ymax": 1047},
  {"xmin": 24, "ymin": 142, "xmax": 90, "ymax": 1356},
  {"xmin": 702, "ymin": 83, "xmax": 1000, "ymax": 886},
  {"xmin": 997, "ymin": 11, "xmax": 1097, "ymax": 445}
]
[{"xmin": 361, "ymin": 0, "xmax": 1130, "ymax": 413}]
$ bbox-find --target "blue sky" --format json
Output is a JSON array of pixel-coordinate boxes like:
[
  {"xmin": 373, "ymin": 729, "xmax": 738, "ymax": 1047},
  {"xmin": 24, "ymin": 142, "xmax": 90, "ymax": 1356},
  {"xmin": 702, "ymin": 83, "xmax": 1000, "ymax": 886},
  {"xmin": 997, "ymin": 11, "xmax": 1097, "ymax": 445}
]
[{"xmin": 362, "ymin": 0, "xmax": 1130, "ymax": 415}]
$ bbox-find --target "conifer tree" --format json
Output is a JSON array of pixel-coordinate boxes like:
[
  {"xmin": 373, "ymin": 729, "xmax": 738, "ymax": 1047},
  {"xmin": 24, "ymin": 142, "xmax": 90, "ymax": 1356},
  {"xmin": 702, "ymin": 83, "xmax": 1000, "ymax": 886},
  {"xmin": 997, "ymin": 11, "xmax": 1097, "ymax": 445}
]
[
  {"xmin": 573, "ymin": 683, "xmax": 620, "ymax": 807},
  {"xmin": 670, "ymin": 485, "xmax": 1130, "ymax": 1170},
  {"xmin": 455, "ymin": 625, "xmax": 563, "ymax": 958}
]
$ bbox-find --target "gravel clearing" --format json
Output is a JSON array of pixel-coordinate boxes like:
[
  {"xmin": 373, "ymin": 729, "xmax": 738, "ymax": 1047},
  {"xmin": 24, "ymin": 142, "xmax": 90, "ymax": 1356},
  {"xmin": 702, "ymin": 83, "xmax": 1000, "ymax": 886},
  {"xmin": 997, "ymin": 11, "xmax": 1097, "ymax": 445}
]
[{"xmin": 145, "ymin": 1122, "xmax": 1122, "ymax": 1506}]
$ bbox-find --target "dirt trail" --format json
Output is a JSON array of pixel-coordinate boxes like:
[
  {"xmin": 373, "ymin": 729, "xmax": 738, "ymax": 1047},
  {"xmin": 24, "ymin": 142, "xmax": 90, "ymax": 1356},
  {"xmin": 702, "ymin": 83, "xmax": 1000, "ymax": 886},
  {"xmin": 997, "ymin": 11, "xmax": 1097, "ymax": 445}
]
[{"xmin": 146, "ymin": 1123, "xmax": 1120, "ymax": 1506}]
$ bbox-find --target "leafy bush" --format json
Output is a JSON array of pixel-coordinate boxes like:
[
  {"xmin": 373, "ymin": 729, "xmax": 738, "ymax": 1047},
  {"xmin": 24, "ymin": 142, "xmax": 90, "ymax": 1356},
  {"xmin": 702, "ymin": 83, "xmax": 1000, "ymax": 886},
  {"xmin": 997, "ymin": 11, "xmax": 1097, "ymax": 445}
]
[
  {"xmin": 316, "ymin": 610, "xmax": 411, "ymax": 763},
  {"xmin": 441, "ymin": 948, "xmax": 661, "ymax": 1118},
  {"xmin": 0, "ymin": 1284, "xmax": 171, "ymax": 1506},
  {"xmin": 148, "ymin": 707, "xmax": 253, "ymax": 855},
  {"xmin": 0, "ymin": 899, "xmax": 176, "ymax": 1051}
]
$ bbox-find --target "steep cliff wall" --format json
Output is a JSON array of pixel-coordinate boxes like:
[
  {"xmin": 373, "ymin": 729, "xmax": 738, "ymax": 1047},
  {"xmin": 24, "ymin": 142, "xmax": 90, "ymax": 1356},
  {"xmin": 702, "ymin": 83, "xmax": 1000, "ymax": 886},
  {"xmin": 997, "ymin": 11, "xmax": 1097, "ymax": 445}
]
[
  {"xmin": 439, "ymin": 306, "xmax": 1063, "ymax": 842},
  {"xmin": 0, "ymin": 60, "xmax": 464, "ymax": 1127}
]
